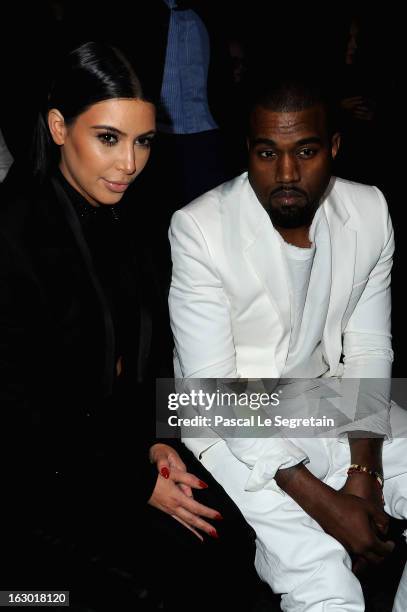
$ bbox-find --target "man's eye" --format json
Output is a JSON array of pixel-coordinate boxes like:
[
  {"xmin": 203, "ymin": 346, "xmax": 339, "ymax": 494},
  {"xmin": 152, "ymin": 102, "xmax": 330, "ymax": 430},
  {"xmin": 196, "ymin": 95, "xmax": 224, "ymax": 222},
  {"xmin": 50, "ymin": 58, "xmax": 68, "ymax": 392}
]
[
  {"xmin": 298, "ymin": 148, "xmax": 316, "ymax": 158},
  {"xmin": 98, "ymin": 132, "xmax": 118, "ymax": 146},
  {"xmin": 258, "ymin": 150, "xmax": 276, "ymax": 159}
]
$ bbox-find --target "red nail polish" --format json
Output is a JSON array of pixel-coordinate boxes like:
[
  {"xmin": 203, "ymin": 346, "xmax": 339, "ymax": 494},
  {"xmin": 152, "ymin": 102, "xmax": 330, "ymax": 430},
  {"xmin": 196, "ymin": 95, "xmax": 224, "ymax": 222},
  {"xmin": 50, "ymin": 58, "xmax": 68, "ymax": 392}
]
[
  {"xmin": 161, "ymin": 467, "xmax": 170, "ymax": 479},
  {"xmin": 209, "ymin": 529, "xmax": 219, "ymax": 539},
  {"xmin": 199, "ymin": 480, "xmax": 209, "ymax": 489},
  {"xmin": 215, "ymin": 513, "xmax": 223, "ymax": 520}
]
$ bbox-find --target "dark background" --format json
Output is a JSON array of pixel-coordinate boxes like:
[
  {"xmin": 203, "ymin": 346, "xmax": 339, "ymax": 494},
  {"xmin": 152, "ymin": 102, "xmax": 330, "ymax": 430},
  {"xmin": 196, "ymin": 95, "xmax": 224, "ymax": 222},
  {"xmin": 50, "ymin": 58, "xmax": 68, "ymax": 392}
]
[{"xmin": 0, "ymin": 2, "xmax": 405, "ymax": 610}]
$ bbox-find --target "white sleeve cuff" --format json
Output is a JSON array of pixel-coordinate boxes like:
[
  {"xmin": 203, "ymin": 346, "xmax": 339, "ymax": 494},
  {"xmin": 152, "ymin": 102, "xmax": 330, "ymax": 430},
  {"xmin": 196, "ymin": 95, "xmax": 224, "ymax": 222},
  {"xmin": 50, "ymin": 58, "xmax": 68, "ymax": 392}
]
[{"xmin": 225, "ymin": 438, "xmax": 309, "ymax": 495}]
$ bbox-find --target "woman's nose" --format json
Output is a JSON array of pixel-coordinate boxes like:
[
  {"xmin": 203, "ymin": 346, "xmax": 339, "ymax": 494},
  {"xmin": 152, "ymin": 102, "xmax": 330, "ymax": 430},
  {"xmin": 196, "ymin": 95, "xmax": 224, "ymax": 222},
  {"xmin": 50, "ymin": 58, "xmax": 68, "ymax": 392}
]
[{"xmin": 117, "ymin": 146, "xmax": 136, "ymax": 175}]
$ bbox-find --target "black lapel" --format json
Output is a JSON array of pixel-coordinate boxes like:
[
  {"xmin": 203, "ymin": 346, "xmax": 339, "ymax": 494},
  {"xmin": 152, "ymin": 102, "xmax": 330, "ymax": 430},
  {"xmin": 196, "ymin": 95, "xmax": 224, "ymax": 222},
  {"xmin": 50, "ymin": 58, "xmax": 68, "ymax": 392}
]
[
  {"xmin": 118, "ymin": 229, "xmax": 154, "ymax": 384},
  {"xmin": 134, "ymin": 250, "xmax": 153, "ymax": 383},
  {"xmin": 51, "ymin": 177, "xmax": 115, "ymax": 397}
]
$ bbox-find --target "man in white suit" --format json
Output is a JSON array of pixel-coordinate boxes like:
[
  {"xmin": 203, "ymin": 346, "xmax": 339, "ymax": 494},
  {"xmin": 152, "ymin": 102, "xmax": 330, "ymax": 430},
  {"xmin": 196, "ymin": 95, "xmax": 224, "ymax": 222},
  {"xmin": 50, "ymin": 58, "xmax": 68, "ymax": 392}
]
[{"xmin": 168, "ymin": 77, "xmax": 407, "ymax": 611}]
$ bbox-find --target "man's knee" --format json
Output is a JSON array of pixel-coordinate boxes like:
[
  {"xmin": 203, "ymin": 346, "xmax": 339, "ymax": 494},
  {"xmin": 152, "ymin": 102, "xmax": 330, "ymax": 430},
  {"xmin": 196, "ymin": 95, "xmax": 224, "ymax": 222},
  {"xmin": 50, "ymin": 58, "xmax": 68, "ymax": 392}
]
[
  {"xmin": 264, "ymin": 548, "xmax": 364, "ymax": 612},
  {"xmin": 282, "ymin": 558, "xmax": 364, "ymax": 611}
]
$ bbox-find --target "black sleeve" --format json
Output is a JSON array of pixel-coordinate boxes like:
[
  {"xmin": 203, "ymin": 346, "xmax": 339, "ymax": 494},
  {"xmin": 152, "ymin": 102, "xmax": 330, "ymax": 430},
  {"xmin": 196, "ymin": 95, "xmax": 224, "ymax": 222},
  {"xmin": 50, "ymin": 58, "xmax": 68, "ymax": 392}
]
[{"xmin": 0, "ymin": 231, "xmax": 32, "ymax": 410}]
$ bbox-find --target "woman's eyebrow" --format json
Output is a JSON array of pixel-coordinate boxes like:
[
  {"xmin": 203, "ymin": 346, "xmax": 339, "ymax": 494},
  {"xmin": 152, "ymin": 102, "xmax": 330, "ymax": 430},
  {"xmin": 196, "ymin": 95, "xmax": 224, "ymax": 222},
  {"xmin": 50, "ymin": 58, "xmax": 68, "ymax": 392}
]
[
  {"xmin": 136, "ymin": 130, "xmax": 157, "ymax": 138},
  {"xmin": 91, "ymin": 126, "xmax": 156, "ymax": 138},
  {"xmin": 91, "ymin": 125, "xmax": 126, "ymax": 136}
]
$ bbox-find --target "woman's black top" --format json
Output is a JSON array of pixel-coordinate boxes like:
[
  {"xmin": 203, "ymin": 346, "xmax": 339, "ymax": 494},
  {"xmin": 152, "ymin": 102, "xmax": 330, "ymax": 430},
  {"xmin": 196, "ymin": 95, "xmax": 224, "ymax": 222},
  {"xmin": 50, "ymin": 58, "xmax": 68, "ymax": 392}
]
[{"xmin": 0, "ymin": 171, "xmax": 171, "ymax": 508}]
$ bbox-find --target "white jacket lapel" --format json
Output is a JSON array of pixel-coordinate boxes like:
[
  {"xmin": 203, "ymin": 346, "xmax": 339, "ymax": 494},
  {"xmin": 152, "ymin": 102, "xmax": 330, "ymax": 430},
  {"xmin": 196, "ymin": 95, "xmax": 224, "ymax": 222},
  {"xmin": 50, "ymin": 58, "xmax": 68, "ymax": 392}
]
[
  {"xmin": 240, "ymin": 178, "xmax": 292, "ymax": 338},
  {"xmin": 323, "ymin": 179, "xmax": 357, "ymax": 373}
]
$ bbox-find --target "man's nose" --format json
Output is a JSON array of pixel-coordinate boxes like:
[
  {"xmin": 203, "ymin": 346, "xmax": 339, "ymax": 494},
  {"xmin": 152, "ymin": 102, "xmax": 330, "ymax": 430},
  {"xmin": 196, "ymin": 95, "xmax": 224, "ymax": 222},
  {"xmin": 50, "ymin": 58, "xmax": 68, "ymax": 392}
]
[{"xmin": 275, "ymin": 154, "xmax": 300, "ymax": 184}]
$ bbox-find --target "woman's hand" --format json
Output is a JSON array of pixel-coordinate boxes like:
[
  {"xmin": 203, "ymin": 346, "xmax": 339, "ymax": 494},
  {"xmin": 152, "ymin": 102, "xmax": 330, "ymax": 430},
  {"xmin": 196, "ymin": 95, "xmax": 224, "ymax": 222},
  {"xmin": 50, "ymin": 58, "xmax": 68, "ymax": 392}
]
[
  {"xmin": 148, "ymin": 443, "xmax": 222, "ymax": 541},
  {"xmin": 150, "ymin": 443, "xmax": 199, "ymax": 496}
]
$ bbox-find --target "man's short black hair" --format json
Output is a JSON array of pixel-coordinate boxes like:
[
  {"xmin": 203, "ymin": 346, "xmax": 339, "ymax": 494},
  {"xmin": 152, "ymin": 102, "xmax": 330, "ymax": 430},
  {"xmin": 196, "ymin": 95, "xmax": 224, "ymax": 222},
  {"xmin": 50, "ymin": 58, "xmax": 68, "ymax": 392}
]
[{"xmin": 248, "ymin": 70, "xmax": 338, "ymax": 136}]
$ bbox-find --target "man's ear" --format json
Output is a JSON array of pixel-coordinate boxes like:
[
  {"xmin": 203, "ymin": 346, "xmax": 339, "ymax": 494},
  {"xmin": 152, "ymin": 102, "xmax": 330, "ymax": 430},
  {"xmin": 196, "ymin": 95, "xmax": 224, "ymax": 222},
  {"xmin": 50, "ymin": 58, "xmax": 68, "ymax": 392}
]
[
  {"xmin": 48, "ymin": 109, "xmax": 66, "ymax": 145},
  {"xmin": 331, "ymin": 132, "xmax": 341, "ymax": 160}
]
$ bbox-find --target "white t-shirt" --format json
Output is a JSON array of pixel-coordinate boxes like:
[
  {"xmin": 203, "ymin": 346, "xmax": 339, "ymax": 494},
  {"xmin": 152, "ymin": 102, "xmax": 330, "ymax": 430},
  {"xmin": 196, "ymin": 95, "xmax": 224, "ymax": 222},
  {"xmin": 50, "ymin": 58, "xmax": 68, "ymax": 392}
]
[{"xmin": 278, "ymin": 206, "xmax": 331, "ymax": 378}]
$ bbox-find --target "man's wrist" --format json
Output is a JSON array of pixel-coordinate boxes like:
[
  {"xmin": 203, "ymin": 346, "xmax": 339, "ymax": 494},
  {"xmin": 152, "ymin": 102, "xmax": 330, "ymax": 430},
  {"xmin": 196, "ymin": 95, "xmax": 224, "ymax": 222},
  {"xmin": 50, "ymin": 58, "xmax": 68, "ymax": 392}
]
[
  {"xmin": 275, "ymin": 463, "xmax": 336, "ymax": 515},
  {"xmin": 348, "ymin": 464, "xmax": 384, "ymax": 487},
  {"xmin": 274, "ymin": 463, "xmax": 304, "ymax": 489},
  {"xmin": 348, "ymin": 435, "xmax": 384, "ymax": 475}
]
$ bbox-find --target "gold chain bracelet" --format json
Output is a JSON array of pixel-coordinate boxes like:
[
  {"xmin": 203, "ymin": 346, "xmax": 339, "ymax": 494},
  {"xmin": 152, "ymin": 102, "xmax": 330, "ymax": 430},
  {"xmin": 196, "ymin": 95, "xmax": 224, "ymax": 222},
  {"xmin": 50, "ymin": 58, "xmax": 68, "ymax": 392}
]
[{"xmin": 347, "ymin": 463, "xmax": 384, "ymax": 488}]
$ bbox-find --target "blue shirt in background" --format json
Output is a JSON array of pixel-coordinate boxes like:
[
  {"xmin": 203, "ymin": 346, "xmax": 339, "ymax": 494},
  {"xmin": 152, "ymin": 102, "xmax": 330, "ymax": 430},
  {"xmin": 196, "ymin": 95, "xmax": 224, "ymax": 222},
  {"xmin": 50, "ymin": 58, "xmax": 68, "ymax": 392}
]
[{"xmin": 159, "ymin": 0, "xmax": 218, "ymax": 134}]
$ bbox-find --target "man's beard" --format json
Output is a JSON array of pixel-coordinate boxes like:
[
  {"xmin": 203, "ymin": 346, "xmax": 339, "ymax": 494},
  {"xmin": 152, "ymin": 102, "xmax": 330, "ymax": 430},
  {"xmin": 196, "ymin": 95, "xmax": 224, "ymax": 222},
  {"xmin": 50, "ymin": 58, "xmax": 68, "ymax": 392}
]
[{"xmin": 266, "ymin": 193, "xmax": 320, "ymax": 229}]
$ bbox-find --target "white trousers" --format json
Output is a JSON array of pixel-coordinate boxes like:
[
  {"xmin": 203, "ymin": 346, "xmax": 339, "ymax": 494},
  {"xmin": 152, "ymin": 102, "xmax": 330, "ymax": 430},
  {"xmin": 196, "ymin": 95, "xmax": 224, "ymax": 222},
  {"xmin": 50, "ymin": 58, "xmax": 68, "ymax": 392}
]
[{"xmin": 199, "ymin": 402, "xmax": 407, "ymax": 611}]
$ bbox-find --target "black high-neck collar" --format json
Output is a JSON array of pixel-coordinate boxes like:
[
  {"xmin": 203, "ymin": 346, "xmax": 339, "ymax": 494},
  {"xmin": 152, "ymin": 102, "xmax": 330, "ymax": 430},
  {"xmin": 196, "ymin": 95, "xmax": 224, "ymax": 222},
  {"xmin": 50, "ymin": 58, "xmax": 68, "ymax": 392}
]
[{"xmin": 55, "ymin": 170, "xmax": 121, "ymax": 226}]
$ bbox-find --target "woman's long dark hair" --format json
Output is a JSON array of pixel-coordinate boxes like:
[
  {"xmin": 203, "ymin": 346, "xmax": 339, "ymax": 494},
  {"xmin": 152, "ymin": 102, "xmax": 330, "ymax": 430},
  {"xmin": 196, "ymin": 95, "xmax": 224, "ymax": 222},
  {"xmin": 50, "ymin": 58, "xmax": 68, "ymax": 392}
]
[{"xmin": 32, "ymin": 41, "xmax": 145, "ymax": 180}]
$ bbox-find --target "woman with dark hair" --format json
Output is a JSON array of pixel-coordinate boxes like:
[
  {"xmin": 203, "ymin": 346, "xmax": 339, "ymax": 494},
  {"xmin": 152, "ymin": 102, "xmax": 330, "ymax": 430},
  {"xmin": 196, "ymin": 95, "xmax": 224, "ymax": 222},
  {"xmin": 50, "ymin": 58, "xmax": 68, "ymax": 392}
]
[{"xmin": 0, "ymin": 42, "xmax": 258, "ymax": 611}]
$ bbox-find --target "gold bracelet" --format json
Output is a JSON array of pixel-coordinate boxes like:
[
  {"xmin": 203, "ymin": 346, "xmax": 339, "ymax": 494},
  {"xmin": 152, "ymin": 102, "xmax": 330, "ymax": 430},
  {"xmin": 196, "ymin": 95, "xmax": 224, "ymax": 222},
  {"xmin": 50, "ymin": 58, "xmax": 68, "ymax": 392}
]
[{"xmin": 347, "ymin": 463, "xmax": 384, "ymax": 488}]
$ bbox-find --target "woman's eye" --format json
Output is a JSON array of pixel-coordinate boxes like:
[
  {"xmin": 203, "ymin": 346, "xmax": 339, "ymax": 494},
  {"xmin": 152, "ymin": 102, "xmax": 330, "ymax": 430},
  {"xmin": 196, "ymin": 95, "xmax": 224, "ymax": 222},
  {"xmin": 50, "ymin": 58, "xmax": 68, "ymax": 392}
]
[
  {"xmin": 98, "ymin": 132, "xmax": 118, "ymax": 146},
  {"xmin": 136, "ymin": 136, "xmax": 154, "ymax": 148}
]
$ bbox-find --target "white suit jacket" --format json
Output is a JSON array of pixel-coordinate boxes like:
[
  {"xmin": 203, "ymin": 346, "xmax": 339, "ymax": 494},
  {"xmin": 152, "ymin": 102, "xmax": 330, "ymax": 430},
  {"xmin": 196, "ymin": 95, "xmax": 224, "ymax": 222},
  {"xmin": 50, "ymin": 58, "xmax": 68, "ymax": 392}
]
[{"xmin": 169, "ymin": 173, "xmax": 394, "ymax": 491}]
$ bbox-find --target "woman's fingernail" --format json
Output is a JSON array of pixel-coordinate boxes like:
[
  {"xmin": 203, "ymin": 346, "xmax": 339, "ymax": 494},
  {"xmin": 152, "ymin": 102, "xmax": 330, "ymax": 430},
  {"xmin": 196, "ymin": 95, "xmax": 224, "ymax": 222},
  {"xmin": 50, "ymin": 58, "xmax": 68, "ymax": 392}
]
[
  {"xmin": 161, "ymin": 467, "xmax": 170, "ymax": 479},
  {"xmin": 214, "ymin": 513, "xmax": 223, "ymax": 520},
  {"xmin": 209, "ymin": 529, "xmax": 219, "ymax": 539},
  {"xmin": 199, "ymin": 480, "xmax": 209, "ymax": 489}
]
